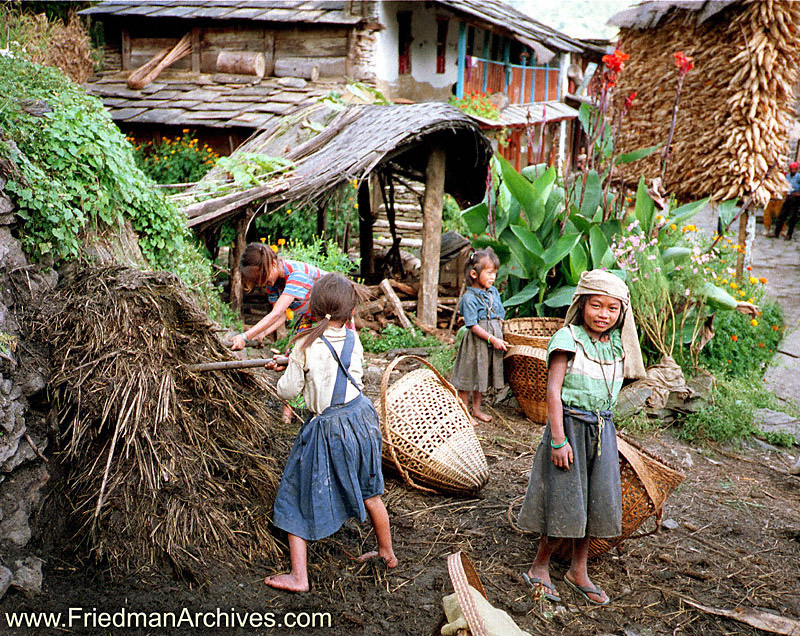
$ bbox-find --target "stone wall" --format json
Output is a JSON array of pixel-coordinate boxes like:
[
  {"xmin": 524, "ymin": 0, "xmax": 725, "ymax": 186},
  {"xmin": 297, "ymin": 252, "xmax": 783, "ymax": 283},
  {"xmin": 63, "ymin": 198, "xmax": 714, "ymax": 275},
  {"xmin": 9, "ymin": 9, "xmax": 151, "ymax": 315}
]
[{"xmin": 0, "ymin": 178, "xmax": 53, "ymax": 600}]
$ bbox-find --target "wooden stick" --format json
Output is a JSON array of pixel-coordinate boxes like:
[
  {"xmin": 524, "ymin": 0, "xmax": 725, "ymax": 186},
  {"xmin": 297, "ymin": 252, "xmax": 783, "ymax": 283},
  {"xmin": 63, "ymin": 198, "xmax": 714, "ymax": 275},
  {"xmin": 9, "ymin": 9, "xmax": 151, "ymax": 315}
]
[
  {"xmin": 380, "ymin": 278, "xmax": 413, "ymax": 329},
  {"xmin": 185, "ymin": 357, "xmax": 287, "ymax": 372}
]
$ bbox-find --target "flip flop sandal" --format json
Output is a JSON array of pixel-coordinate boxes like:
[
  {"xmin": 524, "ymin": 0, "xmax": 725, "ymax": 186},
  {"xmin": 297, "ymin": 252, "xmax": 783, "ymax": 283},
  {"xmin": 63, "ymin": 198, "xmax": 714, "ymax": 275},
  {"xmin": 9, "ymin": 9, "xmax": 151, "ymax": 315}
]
[
  {"xmin": 521, "ymin": 572, "xmax": 561, "ymax": 603},
  {"xmin": 563, "ymin": 575, "xmax": 610, "ymax": 605}
]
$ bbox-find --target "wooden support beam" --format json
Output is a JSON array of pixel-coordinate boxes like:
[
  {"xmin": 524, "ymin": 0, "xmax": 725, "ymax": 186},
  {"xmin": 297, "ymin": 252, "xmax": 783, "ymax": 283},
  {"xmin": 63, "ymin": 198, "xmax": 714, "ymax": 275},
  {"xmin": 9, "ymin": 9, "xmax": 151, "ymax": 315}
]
[
  {"xmin": 418, "ymin": 146, "xmax": 446, "ymax": 327},
  {"xmin": 358, "ymin": 178, "xmax": 375, "ymax": 281},
  {"xmin": 316, "ymin": 199, "xmax": 327, "ymax": 238}
]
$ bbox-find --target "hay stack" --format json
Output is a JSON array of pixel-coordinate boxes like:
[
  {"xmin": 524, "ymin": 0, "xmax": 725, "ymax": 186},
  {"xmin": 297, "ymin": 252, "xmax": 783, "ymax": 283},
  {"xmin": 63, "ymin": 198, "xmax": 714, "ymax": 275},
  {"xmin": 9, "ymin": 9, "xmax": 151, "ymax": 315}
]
[
  {"xmin": 614, "ymin": 0, "xmax": 800, "ymax": 205},
  {"xmin": 40, "ymin": 265, "xmax": 290, "ymax": 575}
]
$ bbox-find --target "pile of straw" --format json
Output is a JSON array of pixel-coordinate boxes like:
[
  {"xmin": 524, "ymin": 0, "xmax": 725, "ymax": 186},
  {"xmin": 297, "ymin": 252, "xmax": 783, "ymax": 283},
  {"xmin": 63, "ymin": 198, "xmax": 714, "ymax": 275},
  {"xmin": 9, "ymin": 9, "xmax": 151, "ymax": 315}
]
[
  {"xmin": 40, "ymin": 265, "xmax": 289, "ymax": 575},
  {"xmin": 614, "ymin": 0, "xmax": 800, "ymax": 205}
]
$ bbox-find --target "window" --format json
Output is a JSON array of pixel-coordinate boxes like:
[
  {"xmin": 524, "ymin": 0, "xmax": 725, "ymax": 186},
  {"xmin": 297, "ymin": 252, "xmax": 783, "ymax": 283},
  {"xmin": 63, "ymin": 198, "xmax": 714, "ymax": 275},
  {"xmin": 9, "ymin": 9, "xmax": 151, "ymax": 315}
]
[
  {"xmin": 398, "ymin": 11, "xmax": 412, "ymax": 75},
  {"xmin": 436, "ymin": 17, "xmax": 448, "ymax": 74},
  {"xmin": 466, "ymin": 25, "xmax": 475, "ymax": 57}
]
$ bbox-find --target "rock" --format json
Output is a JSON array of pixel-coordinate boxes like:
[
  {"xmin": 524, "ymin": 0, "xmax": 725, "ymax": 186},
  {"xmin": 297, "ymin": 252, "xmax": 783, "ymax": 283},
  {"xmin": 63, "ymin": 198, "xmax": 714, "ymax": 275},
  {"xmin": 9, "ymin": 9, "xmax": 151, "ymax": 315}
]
[
  {"xmin": 0, "ymin": 434, "xmax": 46, "ymax": 473},
  {"xmin": 0, "ymin": 227, "xmax": 26, "ymax": 270},
  {"xmin": 277, "ymin": 77, "xmax": 307, "ymax": 89},
  {"xmin": 616, "ymin": 382, "xmax": 652, "ymax": 419},
  {"xmin": 0, "ymin": 564, "xmax": 12, "ymax": 600},
  {"xmin": 18, "ymin": 368, "xmax": 45, "ymax": 397},
  {"xmin": 754, "ymin": 408, "xmax": 800, "ymax": 439},
  {"xmin": 11, "ymin": 557, "xmax": 43, "ymax": 596},
  {"xmin": 364, "ymin": 365, "xmax": 383, "ymax": 384},
  {"xmin": 0, "ymin": 194, "xmax": 13, "ymax": 215},
  {"xmin": 0, "ymin": 412, "xmax": 25, "ymax": 463},
  {"xmin": 0, "ymin": 463, "xmax": 50, "ymax": 546},
  {"xmin": 661, "ymin": 518, "xmax": 679, "ymax": 530}
]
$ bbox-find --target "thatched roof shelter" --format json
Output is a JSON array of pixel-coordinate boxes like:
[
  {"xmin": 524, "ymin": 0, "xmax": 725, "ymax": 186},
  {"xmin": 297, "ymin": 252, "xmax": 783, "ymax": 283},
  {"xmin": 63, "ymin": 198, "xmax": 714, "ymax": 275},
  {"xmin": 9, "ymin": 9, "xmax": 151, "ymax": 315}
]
[
  {"xmin": 609, "ymin": 0, "xmax": 800, "ymax": 206},
  {"xmin": 180, "ymin": 102, "xmax": 492, "ymax": 324}
]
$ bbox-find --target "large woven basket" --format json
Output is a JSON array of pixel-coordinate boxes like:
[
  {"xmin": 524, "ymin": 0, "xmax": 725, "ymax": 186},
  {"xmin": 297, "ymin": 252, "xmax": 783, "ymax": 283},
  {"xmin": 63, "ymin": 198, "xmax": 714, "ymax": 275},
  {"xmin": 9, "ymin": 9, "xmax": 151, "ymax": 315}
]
[
  {"xmin": 504, "ymin": 345, "xmax": 549, "ymax": 424},
  {"xmin": 557, "ymin": 435, "xmax": 685, "ymax": 560},
  {"xmin": 504, "ymin": 317, "xmax": 563, "ymax": 348},
  {"xmin": 380, "ymin": 356, "xmax": 489, "ymax": 495}
]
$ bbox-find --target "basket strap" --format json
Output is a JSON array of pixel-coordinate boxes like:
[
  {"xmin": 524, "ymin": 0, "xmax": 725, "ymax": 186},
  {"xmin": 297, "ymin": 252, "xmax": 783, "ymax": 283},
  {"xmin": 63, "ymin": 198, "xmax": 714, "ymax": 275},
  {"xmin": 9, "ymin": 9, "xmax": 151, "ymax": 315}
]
[{"xmin": 380, "ymin": 355, "xmax": 474, "ymax": 494}]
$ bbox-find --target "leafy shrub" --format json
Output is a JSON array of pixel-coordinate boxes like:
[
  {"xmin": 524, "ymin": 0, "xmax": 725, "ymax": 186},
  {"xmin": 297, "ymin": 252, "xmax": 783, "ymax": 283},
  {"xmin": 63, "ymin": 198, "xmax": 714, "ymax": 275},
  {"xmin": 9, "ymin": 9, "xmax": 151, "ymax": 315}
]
[
  {"xmin": 360, "ymin": 324, "xmax": 439, "ymax": 353},
  {"xmin": 280, "ymin": 236, "xmax": 358, "ymax": 276},
  {"xmin": 132, "ymin": 130, "xmax": 219, "ymax": 187}
]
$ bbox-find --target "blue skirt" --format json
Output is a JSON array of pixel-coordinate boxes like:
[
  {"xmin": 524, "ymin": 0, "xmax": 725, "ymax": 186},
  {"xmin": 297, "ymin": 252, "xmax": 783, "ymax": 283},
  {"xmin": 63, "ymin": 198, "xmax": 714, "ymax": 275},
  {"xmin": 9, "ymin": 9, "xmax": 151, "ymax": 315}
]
[{"xmin": 272, "ymin": 393, "xmax": 385, "ymax": 541}]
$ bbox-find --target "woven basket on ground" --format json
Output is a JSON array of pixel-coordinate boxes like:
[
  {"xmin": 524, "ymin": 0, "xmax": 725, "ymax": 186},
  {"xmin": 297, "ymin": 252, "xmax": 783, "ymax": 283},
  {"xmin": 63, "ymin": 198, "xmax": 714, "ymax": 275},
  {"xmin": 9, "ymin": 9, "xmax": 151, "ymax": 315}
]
[
  {"xmin": 504, "ymin": 317, "xmax": 563, "ymax": 348},
  {"xmin": 556, "ymin": 435, "xmax": 685, "ymax": 560},
  {"xmin": 504, "ymin": 345, "xmax": 548, "ymax": 424},
  {"xmin": 380, "ymin": 355, "xmax": 489, "ymax": 495}
]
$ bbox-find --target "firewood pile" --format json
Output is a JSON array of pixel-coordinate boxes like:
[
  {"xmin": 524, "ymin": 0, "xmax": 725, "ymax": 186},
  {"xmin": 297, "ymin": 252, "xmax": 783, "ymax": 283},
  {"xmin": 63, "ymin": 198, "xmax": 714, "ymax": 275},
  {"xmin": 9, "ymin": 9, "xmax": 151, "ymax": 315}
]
[
  {"xmin": 355, "ymin": 279, "xmax": 460, "ymax": 343},
  {"xmin": 614, "ymin": 0, "xmax": 800, "ymax": 205}
]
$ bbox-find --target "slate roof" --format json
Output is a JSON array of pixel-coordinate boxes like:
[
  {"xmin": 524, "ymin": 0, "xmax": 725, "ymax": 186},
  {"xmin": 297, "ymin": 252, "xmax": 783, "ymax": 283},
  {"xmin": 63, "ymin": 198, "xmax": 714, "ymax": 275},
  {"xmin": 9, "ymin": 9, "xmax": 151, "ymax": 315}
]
[
  {"xmin": 84, "ymin": 71, "xmax": 345, "ymax": 129},
  {"xmin": 80, "ymin": 1, "xmax": 364, "ymax": 25},
  {"xmin": 608, "ymin": 0, "xmax": 739, "ymax": 30},
  {"xmin": 180, "ymin": 102, "xmax": 493, "ymax": 230}
]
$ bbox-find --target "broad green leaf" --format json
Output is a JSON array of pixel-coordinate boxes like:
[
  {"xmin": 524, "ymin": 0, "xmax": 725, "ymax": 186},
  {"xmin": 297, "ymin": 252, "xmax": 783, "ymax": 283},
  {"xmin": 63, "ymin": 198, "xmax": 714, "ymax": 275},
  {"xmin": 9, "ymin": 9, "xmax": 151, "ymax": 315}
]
[
  {"xmin": 569, "ymin": 243, "xmax": 588, "ymax": 282},
  {"xmin": 634, "ymin": 177, "xmax": 656, "ymax": 237},
  {"xmin": 501, "ymin": 227, "xmax": 534, "ymax": 278},
  {"xmin": 589, "ymin": 225, "xmax": 614, "ymax": 269},
  {"xmin": 615, "ymin": 143, "xmax": 661, "ymax": 165},
  {"xmin": 504, "ymin": 280, "xmax": 540, "ymax": 307},
  {"xmin": 497, "ymin": 154, "xmax": 545, "ymax": 229},
  {"xmin": 661, "ymin": 246, "xmax": 692, "ymax": 264},
  {"xmin": 542, "ymin": 232, "xmax": 582, "ymax": 271},
  {"xmin": 521, "ymin": 163, "xmax": 548, "ymax": 182},
  {"xmin": 669, "ymin": 197, "xmax": 711, "ymax": 226},
  {"xmin": 505, "ymin": 253, "xmax": 529, "ymax": 280},
  {"xmin": 472, "ymin": 235, "xmax": 510, "ymax": 264},
  {"xmin": 461, "ymin": 200, "xmax": 488, "ymax": 235},
  {"xmin": 580, "ymin": 170, "xmax": 603, "ymax": 217},
  {"xmin": 544, "ymin": 285, "xmax": 577, "ymax": 308},
  {"xmin": 570, "ymin": 212, "xmax": 592, "ymax": 233},
  {"xmin": 699, "ymin": 283, "xmax": 738, "ymax": 311},
  {"xmin": 578, "ymin": 102, "xmax": 596, "ymax": 136},
  {"xmin": 715, "ymin": 199, "xmax": 737, "ymax": 230},
  {"xmin": 509, "ymin": 224, "xmax": 545, "ymax": 269}
]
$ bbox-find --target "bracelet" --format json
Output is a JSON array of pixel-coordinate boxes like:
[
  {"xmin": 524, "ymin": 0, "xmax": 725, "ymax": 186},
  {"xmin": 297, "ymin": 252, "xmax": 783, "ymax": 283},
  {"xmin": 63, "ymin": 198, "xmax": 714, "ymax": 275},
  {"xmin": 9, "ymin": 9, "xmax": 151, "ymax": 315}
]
[
  {"xmin": 240, "ymin": 332, "xmax": 249, "ymax": 345},
  {"xmin": 488, "ymin": 335, "xmax": 494, "ymax": 345},
  {"xmin": 550, "ymin": 437, "xmax": 568, "ymax": 449}
]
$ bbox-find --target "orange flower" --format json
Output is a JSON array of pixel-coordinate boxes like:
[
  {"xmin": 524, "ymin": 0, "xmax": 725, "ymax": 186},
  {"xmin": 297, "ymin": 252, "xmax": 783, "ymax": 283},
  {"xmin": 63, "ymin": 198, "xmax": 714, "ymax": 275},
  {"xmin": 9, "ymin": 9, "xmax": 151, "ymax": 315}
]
[
  {"xmin": 730, "ymin": 334, "xmax": 738, "ymax": 342},
  {"xmin": 750, "ymin": 319, "xmax": 758, "ymax": 327},
  {"xmin": 759, "ymin": 277, "xmax": 767, "ymax": 284},
  {"xmin": 285, "ymin": 309, "xmax": 294, "ymax": 320},
  {"xmin": 270, "ymin": 244, "xmax": 278, "ymax": 253},
  {"xmin": 772, "ymin": 325, "xmax": 779, "ymax": 331},
  {"xmin": 758, "ymin": 342, "xmax": 765, "ymax": 348},
  {"xmin": 602, "ymin": 49, "xmax": 629, "ymax": 73},
  {"xmin": 673, "ymin": 51, "xmax": 694, "ymax": 75},
  {"xmin": 277, "ymin": 238, "xmax": 286, "ymax": 246}
]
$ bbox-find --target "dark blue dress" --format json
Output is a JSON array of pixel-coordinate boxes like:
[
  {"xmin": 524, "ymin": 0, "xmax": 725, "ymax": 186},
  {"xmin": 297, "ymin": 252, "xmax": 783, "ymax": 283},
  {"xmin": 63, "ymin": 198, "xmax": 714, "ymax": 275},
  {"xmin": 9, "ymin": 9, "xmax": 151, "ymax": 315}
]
[{"xmin": 272, "ymin": 330, "xmax": 385, "ymax": 541}]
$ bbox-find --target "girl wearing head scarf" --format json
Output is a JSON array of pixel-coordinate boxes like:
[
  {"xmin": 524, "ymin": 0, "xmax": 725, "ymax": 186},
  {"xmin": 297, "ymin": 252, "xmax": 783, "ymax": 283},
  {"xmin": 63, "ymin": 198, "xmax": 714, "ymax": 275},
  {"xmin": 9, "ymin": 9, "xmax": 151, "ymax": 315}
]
[{"xmin": 517, "ymin": 270, "xmax": 645, "ymax": 606}]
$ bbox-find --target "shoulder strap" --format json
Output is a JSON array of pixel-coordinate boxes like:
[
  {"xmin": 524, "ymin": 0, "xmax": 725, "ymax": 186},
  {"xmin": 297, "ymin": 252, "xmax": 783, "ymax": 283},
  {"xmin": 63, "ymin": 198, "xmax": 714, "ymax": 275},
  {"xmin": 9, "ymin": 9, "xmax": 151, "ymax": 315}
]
[{"xmin": 320, "ymin": 331, "xmax": 361, "ymax": 405}]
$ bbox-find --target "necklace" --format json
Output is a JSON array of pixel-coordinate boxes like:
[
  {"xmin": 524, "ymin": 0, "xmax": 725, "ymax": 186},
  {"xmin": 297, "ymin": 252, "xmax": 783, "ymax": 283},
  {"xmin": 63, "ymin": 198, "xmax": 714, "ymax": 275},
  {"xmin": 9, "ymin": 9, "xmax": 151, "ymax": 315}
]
[{"xmin": 591, "ymin": 338, "xmax": 616, "ymax": 409}]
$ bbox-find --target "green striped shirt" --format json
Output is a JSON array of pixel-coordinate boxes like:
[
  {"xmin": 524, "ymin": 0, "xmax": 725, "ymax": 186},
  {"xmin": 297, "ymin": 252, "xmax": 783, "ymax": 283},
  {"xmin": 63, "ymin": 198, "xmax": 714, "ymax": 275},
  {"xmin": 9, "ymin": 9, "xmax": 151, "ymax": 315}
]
[{"xmin": 546, "ymin": 325, "xmax": 624, "ymax": 412}]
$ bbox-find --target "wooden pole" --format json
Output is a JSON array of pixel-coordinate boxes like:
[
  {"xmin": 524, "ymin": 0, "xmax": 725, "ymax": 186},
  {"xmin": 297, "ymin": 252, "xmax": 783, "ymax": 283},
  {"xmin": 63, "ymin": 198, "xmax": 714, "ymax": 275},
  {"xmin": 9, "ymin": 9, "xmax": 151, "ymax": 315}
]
[
  {"xmin": 358, "ymin": 178, "xmax": 375, "ymax": 281},
  {"xmin": 316, "ymin": 199, "xmax": 327, "ymax": 238},
  {"xmin": 230, "ymin": 209, "xmax": 253, "ymax": 316},
  {"xmin": 736, "ymin": 211, "xmax": 747, "ymax": 277},
  {"xmin": 379, "ymin": 279, "xmax": 412, "ymax": 329},
  {"xmin": 418, "ymin": 146, "xmax": 446, "ymax": 327}
]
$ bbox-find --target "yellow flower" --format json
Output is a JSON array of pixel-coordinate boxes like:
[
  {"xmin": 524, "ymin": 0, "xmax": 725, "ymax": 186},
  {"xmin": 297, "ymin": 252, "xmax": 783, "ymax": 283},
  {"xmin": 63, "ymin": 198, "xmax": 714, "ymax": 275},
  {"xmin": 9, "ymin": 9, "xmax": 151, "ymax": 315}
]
[
  {"xmin": 270, "ymin": 244, "xmax": 279, "ymax": 253},
  {"xmin": 739, "ymin": 290, "xmax": 746, "ymax": 297},
  {"xmin": 670, "ymin": 223, "xmax": 677, "ymax": 231},
  {"xmin": 721, "ymin": 278, "xmax": 727, "ymax": 284},
  {"xmin": 750, "ymin": 319, "xmax": 758, "ymax": 326},
  {"xmin": 747, "ymin": 297, "xmax": 754, "ymax": 303},
  {"xmin": 749, "ymin": 276, "xmax": 757, "ymax": 284},
  {"xmin": 354, "ymin": 203, "xmax": 359, "ymax": 209},
  {"xmin": 259, "ymin": 237, "xmax": 267, "ymax": 243},
  {"xmin": 277, "ymin": 238, "xmax": 286, "ymax": 246},
  {"xmin": 286, "ymin": 208, "xmax": 292, "ymax": 215},
  {"xmin": 730, "ymin": 282, "xmax": 738, "ymax": 289},
  {"xmin": 285, "ymin": 309, "xmax": 294, "ymax": 320}
]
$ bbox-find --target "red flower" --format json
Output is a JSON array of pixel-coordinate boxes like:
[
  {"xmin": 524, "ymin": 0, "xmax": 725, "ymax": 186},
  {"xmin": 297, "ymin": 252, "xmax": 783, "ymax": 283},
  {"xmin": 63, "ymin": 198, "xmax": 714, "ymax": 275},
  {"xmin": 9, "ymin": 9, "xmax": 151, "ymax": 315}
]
[
  {"xmin": 602, "ymin": 49, "xmax": 629, "ymax": 73},
  {"xmin": 673, "ymin": 51, "xmax": 694, "ymax": 75},
  {"xmin": 624, "ymin": 91, "xmax": 637, "ymax": 110}
]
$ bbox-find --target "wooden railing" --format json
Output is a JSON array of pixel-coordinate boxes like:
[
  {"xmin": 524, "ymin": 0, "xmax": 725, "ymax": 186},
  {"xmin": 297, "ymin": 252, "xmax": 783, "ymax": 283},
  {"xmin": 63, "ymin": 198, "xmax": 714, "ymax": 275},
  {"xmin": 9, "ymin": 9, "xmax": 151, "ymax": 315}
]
[{"xmin": 460, "ymin": 56, "xmax": 560, "ymax": 105}]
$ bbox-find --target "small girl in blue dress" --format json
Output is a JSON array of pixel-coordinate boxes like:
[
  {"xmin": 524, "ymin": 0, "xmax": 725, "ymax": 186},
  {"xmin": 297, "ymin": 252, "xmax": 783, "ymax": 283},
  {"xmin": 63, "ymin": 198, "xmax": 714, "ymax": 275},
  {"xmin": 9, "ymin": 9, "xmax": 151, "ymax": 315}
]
[
  {"xmin": 265, "ymin": 273, "xmax": 397, "ymax": 592},
  {"xmin": 450, "ymin": 248, "xmax": 509, "ymax": 423}
]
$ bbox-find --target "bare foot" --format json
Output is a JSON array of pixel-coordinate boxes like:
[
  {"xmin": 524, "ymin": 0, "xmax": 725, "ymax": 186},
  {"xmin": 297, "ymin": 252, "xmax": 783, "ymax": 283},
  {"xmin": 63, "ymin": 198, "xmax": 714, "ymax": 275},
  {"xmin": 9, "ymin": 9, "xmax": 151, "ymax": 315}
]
[
  {"xmin": 473, "ymin": 410, "xmax": 492, "ymax": 423},
  {"xmin": 282, "ymin": 403, "xmax": 293, "ymax": 424},
  {"xmin": 358, "ymin": 549, "xmax": 398, "ymax": 569},
  {"xmin": 263, "ymin": 573, "xmax": 309, "ymax": 593}
]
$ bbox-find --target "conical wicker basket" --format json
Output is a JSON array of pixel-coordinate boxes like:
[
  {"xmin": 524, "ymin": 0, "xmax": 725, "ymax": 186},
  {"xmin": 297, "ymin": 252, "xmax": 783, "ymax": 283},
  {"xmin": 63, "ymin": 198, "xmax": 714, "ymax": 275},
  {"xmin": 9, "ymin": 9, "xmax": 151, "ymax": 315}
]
[
  {"xmin": 556, "ymin": 435, "xmax": 685, "ymax": 560},
  {"xmin": 380, "ymin": 356, "xmax": 489, "ymax": 495},
  {"xmin": 504, "ymin": 317, "xmax": 563, "ymax": 348},
  {"xmin": 504, "ymin": 345, "xmax": 549, "ymax": 424}
]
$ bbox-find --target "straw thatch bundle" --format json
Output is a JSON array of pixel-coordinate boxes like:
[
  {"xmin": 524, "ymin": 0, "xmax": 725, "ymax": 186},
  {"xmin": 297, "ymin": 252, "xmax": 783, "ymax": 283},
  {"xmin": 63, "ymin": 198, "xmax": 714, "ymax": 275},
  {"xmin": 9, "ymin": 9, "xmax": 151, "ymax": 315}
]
[
  {"xmin": 39, "ymin": 265, "xmax": 290, "ymax": 575},
  {"xmin": 613, "ymin": 0, "xmax": 800, "ymax": 205}
]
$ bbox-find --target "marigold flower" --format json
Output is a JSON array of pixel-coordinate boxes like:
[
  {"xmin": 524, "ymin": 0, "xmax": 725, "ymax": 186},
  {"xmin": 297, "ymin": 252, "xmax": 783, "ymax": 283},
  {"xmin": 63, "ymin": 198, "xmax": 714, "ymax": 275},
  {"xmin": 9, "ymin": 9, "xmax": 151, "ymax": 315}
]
[
  {"xmin": 746, "ymin": 265, "xmax": 752, "ymax": 271},
  {"xmin": 739, "ymin": 290, "xmax": 746, "ymax": 297},
  {"xmin": 749, "ymin": 276, "xmax": 757, "ymax": 284},
  {"xmin": 285, "ymin": 309, "xmax": 294, "ymax": 320},
  {"xmin": 670, "ymin": 223, "xmax": 677, "ymax": 230},
  {"xmin": 354, "ymin": 203, "xmax": 359, "ymax": 209},
  {"xmin": 759, "ymin": 277, "xmax": 767, "ymax": 284},
  {"xmin": 772, "ymin": 325, "xmax": 779, "ymax": 331},
  {"xmin": 277, "ymin": 238, "xmax": 286, "ymax": 246},
  {"xmin": 758, "ymin": 342, "xmax": 765, "ymax": 348},
  {"xmin": 286, "ymin": 208, "xmax": 292, "ymax": 214},
  {"xmin": 730, "ymin": 282, "xmax": 738, "ymax": 289},
  {"xmin": 730, "ymin": 335, "xmax": 738, "ymax": 342},
  {"xmin": 270, "ymin": 244, "xmax": 279, "ymax": 253},
  {"xmin": 750, "ymin": 319, "xmax": 758, "ymax": 327},
  {"xmin": 260, "ymin": 237, "xmax": 266, "ymax": 243}
]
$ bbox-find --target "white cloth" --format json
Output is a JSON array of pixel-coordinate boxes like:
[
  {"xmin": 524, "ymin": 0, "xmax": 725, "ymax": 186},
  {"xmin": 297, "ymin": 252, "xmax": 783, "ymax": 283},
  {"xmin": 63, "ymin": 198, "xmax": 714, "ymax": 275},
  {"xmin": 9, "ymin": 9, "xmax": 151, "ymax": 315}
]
[
  {"xmin": 276, "ymin": 326, "xmax": 364, "ymax": 414},
  {"xmin": 441, "ymin": 585, "xmax": 531, "ymax": 636}
]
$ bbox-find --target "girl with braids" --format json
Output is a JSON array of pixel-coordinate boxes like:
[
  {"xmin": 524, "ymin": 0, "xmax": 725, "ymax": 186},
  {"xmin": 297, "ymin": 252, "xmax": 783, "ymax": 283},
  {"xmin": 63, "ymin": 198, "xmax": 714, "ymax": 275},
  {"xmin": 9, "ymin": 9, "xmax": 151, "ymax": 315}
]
[{"xmin": 265, "ymin": 273, "xmax": 397, "ymax": 593}]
